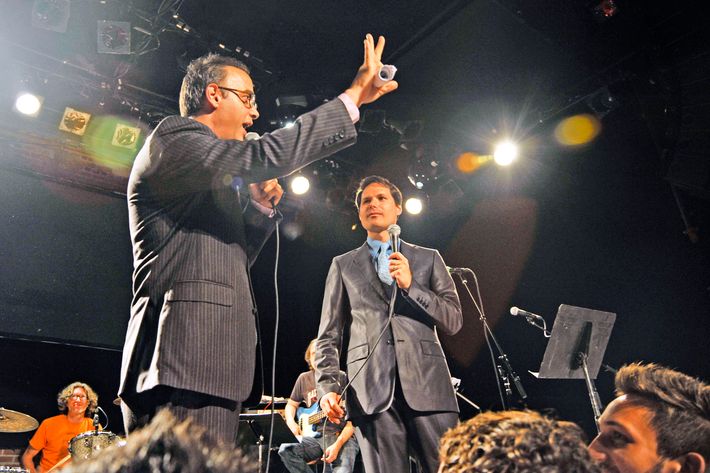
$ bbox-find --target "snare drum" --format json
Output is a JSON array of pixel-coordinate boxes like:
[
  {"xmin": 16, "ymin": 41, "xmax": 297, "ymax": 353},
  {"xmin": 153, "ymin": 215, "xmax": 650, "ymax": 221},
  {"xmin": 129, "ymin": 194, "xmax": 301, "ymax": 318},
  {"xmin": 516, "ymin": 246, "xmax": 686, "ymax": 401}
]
[{"xmin": 68, "ymin": 431, "xmax": 119, "ymax": 460}]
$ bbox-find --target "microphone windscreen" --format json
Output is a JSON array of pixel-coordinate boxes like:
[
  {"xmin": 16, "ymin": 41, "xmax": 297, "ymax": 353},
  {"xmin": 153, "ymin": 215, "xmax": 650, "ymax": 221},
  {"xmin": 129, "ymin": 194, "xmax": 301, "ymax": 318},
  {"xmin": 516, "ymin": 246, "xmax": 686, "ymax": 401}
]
[
  {"xmin": 387, "ymin": 224, "xmax": 401, "ymax": 237},
  {"xmin": 245, "ymin": 132, "xmax": 260, "ymax": 141},
  {"xmin": 509, "ymin": 306, "xmax": 520, "ymax": 316}
]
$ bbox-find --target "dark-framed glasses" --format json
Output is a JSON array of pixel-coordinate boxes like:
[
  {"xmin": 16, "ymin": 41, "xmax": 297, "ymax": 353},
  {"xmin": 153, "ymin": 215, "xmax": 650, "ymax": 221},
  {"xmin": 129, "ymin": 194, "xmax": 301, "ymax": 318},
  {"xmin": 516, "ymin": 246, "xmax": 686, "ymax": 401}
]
[{"xmin": 217, "ymin": 86, "xmax": 257, "ymax": 109}]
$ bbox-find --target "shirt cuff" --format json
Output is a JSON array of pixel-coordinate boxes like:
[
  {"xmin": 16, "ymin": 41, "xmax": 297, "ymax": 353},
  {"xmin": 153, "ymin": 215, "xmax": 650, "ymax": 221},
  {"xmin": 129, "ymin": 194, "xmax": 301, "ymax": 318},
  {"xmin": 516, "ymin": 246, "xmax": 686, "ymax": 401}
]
[
  {"xmin": 251, "ymin": 199, "xmax": 276, "ymax": 218},
  {"xmin": 337, "ymin": 93, "xmax": 360, "ymax": 123}
]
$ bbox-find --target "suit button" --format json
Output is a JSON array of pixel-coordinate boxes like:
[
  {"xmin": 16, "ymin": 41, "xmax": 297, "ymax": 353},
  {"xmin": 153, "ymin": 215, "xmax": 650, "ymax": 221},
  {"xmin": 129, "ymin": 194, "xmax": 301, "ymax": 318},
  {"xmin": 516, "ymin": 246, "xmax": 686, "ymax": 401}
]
[
  {"xmin": 339, "ymin": 130, "xmax": 345, "ymax": 138},
  {"xmin": 386, "ymin": 339, "xmax": 393, "ymax": 345}
]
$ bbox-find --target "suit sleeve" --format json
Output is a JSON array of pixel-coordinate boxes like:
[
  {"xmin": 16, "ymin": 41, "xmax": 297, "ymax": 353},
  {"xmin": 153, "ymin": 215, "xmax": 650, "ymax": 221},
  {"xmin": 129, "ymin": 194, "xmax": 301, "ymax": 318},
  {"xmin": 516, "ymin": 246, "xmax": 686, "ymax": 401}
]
[
  {"xmin": 315, "ymin": 258, "xmax": 349, "ymax": 398},
  {"xmin": 402, "ymin": 249, "xmax": 463, "ymax": 336},
  {"xmin": 145, "ymin": 99, "xmax": 356, "ymax": 196}
]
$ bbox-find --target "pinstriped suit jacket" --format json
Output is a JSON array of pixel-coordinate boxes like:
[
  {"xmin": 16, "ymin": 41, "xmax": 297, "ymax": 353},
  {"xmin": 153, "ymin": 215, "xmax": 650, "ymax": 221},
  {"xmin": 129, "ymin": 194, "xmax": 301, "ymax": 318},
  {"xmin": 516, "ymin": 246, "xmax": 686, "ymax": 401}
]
[
  {"xmin": 119, "ymin": 99, "xmax": 356, "ymax": 404},
  {"xmin": 315, "ymin": 241, "xmax": 462, "ymax": 418}
]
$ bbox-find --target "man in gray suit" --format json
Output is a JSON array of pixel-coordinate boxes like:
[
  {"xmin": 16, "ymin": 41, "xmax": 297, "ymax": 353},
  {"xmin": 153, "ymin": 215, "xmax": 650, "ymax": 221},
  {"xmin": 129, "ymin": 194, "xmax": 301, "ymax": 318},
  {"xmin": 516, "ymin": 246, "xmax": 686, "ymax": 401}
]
[
  {"xmin": 119, "ymin": 35, "xmax": 398, "ymax": 443},
  {"xmin": 315, "ymin": 176, "xmax": 462, "ymax": 473}
]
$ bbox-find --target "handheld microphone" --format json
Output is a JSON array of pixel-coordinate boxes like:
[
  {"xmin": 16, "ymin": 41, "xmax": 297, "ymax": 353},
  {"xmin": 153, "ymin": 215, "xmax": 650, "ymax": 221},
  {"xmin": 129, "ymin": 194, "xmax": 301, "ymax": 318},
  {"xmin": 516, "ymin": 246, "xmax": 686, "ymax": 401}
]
[
  {"xmin": 245, "ymin": 131, "xmax": 260, "ymax": 141},
  {"xmin": 374, "ymin": 65, "xmax": 397, "ymax": 87},
  {"xmin": 387, "ymin": 224, "xmax": 400, "ymax": 252},
  {"xmin": 93, "ymin": 411, "xmax": 99, "ymax": 431},
  {"xmin": 509, "ymin": 306, "xmax": 544, "ymax": 321}
]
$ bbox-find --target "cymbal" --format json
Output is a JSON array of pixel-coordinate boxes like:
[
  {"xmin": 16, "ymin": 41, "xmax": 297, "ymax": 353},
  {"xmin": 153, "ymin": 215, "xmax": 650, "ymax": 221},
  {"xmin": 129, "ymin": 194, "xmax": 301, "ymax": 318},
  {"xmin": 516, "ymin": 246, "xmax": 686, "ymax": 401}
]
[{"xmin": 0, "ymin": 408, "xmax": 39, "ymax": 433}]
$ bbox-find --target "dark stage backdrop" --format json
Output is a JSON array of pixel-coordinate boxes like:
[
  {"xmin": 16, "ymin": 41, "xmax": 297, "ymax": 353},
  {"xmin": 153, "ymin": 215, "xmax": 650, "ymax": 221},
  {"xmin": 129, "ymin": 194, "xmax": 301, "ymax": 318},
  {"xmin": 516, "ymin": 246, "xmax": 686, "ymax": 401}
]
[{"xmin": 0, "ymin": 168, "xmax": 132, "ymax": 349}]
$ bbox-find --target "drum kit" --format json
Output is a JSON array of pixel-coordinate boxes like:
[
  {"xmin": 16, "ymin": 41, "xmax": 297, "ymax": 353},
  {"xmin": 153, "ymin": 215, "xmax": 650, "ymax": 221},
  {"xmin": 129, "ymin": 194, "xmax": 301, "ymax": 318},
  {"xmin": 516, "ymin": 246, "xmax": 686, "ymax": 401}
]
[{"xmin": 0, "ymin": 407, "xmax": 124, "ymax": 472}]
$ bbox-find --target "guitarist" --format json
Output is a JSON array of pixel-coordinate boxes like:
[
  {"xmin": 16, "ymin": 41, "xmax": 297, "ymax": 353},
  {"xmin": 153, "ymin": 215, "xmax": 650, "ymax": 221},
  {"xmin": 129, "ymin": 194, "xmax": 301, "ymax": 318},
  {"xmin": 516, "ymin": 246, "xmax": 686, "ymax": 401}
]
[{"xmin": 278, "ymin": 339, "xmax": 359, "ymax": 473}]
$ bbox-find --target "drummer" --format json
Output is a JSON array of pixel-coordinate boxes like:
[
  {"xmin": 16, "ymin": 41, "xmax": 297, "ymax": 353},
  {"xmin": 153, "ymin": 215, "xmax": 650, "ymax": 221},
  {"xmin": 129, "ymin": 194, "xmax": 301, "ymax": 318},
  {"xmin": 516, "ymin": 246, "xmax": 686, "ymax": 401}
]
[{"xmin": 21, "ymin": 382, "xmax": 100, "ymax": 473}]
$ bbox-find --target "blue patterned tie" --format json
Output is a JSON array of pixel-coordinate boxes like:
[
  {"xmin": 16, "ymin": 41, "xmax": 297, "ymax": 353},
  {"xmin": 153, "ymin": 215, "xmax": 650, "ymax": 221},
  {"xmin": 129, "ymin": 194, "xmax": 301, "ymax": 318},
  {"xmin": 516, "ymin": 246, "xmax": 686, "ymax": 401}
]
[{"xmin": 377, "ymin": 244, "xmax": 393, "ymax": 285}]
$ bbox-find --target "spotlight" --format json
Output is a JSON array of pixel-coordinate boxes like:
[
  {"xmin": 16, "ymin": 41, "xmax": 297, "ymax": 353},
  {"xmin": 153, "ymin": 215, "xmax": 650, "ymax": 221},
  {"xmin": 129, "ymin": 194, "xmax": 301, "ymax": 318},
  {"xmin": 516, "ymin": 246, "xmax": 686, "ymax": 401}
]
[
  {"xmin": 14, "ymin": 92, "xmax": 43, "ymax": 117},
  {"xmin": 493, "ymin": 141, "xmax": 518, "ymax": 166},
  {"xmin": 407, "ymin": 144, "xmax": 443, "ymax": 190},
  {"xmin": 97, "ymin": 20, "xmax": 131, "ymax": 54},
  {"xmin": 290, "ymin": 175, "xmax": 310, "ymax": 195},
  {"xmin": 404, "ymin": 197, "xmax": 423, "ymax": 215},
  {"xmin": 31, "ymin": 0, "xmax": 70, "ymax": 33},
  {"xmin": 58, "ymin": 107, "xmax": 92, "ymax": 135},
  {"xmin": 111, "ymin": 123, "xmax": 141, "ymax": 149}
]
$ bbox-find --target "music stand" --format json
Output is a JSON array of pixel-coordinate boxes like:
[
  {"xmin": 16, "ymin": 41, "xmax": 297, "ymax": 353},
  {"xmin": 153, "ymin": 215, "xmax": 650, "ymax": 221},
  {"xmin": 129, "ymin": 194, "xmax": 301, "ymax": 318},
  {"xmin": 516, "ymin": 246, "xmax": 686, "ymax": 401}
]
[
  {"xmin": 237, "ymin": 413, "xmax": 298, "ymax": 472},
  {"xmin": 531, "ymin": 304, "xmax": 616, "ymax": 432}
]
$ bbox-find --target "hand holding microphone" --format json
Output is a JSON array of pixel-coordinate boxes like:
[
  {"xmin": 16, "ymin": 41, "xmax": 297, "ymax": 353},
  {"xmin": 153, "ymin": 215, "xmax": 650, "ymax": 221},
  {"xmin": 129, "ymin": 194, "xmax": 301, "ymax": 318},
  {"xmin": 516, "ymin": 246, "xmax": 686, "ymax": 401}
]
[{"xmin": 345, "ymin": 34, "xmax": 398, "ymax": 107}]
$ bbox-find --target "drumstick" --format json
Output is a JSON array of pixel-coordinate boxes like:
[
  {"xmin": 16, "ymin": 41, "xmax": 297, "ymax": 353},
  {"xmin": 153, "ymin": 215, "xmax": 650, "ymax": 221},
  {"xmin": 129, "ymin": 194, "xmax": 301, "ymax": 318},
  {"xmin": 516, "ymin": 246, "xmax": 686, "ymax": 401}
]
[{"xmin": 45, "ymin": 454, "xmax": 72, "ymax": 472}]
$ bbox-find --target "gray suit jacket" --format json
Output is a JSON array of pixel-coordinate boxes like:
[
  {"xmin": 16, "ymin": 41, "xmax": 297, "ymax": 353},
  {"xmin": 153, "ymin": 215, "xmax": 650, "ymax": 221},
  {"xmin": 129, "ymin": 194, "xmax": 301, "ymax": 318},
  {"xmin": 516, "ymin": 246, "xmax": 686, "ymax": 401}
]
[
  {"xmin": 119, "ymin": 99, "xmax": 356, "ymax": 403},
  {"xmin": 315, "ymin": 241, "xmax": 462, "ymax": 417}
]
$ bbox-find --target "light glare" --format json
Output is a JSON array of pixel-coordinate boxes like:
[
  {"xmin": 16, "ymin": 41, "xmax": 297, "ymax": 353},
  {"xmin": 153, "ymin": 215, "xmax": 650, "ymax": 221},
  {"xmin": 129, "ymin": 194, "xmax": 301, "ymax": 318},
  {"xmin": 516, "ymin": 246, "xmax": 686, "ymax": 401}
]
[
  {"xmin": 15, "ymin": 93, "xmax": 42, "ymax": 116},
  {"xmin": 493, "ymin": 141, "xmax": 518, "ymax": 166},
  {"xmin": 290, "ymin": 175, "xmax": 310, "ymax": 195},
  {"xmin": 405, "ymin": 197, "xmax": 423, "ymax": 215}
]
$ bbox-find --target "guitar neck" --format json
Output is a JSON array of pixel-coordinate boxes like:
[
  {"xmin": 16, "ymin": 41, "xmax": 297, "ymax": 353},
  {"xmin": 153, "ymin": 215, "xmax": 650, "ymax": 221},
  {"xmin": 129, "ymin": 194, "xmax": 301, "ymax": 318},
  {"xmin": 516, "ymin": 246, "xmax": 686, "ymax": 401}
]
[{"xmin": 307, "ymin": 399, "xmax": 344, "ymax": 425}]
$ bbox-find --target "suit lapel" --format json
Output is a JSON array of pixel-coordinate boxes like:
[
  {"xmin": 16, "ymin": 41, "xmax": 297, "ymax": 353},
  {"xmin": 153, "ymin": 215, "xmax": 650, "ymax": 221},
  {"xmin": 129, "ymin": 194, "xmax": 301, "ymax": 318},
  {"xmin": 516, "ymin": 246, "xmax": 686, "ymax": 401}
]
[{"xmin": 352, "ymin": 243, "xmax": 389, "ymax": 303}]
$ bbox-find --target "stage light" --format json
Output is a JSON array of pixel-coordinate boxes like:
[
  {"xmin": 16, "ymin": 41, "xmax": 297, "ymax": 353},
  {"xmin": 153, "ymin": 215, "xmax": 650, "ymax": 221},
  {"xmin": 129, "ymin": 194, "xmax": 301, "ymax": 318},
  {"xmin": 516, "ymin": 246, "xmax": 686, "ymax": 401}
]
[
  {"xmin": 404, "ymin": 197, "xmax": 423, "ymax": 215},
  {"xmin": 407, "ymin": 144, "xmax": 443, "ymax": 190},
  {"xmin": 290, "ymin": 175, "xmax": 310, "ymax": 195},
  {"xmin": 493, "ymin": 141, "xmax": 518, "ymax": 166},
  {"xmin": 31, "ymin": 0, "xmax": 70, "ymax": 33},
  {"xmin": 97, "ymin": 20, "xmax": 131, "ymax": 54},
  {"xmin": 455, "ymin": 152, "xmax": 492, "ymax": 174},
  {"xmin": 15, "ymin": 93, "xmax": 43, "ymax": 117},
  {"xmin": 58, "ymin": 107, "xmax": 92, "ymax": 136},
  {"xmin": 111, "ymin": 123, "xmax": 141, "ymax": 149},
  {"xmin": 554, "ymin": 114, "xmax": 601, "ymax": 146}
]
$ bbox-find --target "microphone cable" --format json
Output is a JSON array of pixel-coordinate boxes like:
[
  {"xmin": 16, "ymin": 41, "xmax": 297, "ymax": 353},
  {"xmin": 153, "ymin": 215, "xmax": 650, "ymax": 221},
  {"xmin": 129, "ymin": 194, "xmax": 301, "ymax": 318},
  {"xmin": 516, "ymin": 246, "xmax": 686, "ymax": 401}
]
[{"xmin": 264, "ymin": 200, "xmax": 282, "ymax": 473}]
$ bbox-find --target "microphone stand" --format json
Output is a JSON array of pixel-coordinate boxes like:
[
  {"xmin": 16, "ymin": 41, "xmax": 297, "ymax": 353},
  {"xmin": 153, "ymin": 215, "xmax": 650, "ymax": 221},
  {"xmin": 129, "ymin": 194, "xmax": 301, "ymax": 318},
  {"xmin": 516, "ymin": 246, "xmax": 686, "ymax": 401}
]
[{"xmin": 453, "ymin": 269, "xmax": 527, "ymax": 409}]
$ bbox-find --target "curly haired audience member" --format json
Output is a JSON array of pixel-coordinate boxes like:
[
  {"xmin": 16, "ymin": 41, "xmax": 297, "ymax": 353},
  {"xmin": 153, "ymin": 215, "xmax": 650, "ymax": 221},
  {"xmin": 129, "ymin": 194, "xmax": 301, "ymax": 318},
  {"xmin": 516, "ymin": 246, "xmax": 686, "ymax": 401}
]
[
  {"xmin": 64, "ymin": 409, "xmax": 255, "ymax": 473},
  {"xmin": 438, "ymin": 410, "xmax": 599, "ymax": 473},
  {"xmin": 589, "ymin": 362, "xmax": 709, "ymax": 473}
]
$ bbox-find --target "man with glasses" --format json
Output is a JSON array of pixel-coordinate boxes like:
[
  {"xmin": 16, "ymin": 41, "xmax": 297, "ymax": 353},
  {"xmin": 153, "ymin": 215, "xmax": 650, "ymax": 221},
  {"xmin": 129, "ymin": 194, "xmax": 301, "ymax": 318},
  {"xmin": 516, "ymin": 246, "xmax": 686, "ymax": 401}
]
[
  {"xmin": 22, "ymin": 382, "xmax": 99, "ymax": 473},
  {"xmin": 119, "ymin": 34, "xmax": 398, "ymax": 444}
]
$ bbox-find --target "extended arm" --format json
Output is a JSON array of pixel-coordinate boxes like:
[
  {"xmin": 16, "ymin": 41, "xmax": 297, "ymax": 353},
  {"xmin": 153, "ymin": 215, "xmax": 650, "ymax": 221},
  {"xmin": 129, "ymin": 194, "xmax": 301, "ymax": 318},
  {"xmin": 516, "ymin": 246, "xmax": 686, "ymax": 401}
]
[{"xmin": 315, "ymin": 259, "xmax": 348, "ymax": 422}]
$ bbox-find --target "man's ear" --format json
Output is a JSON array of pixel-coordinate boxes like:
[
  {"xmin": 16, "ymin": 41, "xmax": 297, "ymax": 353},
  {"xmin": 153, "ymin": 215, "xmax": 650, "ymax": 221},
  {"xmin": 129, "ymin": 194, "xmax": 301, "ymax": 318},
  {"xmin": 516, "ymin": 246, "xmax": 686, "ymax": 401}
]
[
  {"xmin": 677, "ymin": 452, "xmax": 705, "ymax": 473},
  {"xmin": 203, "ymin": 83, "xmax": 222, "ymax": 110}
]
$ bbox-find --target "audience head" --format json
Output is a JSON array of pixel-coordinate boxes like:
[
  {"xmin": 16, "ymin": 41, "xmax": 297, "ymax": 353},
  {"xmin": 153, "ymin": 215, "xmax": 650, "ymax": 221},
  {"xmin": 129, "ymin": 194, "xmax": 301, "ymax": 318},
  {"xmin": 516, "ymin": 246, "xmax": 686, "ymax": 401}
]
[
  {"xmin": 439, "ymin": 409, "xmax": 599, "ymax": 472},
  {"xmin": 64, "ymin": 409, "xmax": 256, "ymax": 473},
  {"xmin": 589, "ymin": 362, "xmax": 709, "ymax": 473}
]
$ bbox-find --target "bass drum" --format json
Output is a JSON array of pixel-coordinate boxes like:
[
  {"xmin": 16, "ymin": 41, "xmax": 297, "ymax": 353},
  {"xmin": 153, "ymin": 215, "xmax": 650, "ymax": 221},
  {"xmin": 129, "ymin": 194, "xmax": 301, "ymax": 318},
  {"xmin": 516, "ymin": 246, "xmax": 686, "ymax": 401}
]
[{"xmin": 68, "ymin": 431, "xmax": 122, "ymax": 460}]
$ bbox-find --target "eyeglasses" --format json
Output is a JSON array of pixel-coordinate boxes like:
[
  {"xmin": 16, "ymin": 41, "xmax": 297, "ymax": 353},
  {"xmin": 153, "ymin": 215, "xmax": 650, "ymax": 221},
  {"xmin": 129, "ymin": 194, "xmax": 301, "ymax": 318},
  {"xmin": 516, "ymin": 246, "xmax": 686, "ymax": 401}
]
[
  {"xmin": 217, "ymin": 86, "xmax": 257, "ymax": 109},
  {"xmin": 70, "ymin": 394, "xmax": 87, "ymax": 400}
]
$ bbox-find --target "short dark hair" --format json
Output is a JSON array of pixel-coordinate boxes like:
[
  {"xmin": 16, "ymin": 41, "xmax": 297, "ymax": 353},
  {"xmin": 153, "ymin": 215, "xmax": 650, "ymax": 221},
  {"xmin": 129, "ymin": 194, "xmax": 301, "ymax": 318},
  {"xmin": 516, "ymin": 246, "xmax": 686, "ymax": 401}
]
[
  {"xmin": 63, "ymin": 410, "xmax": 256, "ymax": 473},
  {"xmin": 354, "ymin": 175, "xmax": 402, "ymax": 209},
  {"xmin": 179, "ymin": 53, "xmax": 250, "ymax": 117},
  {"xmin": 439, "ymin": 410, "xmax": 599, "ymax": 473},
  {"xmin": 614, "ymin": 362, "xmax": 710, "ymax": 462},
  {"xmin": 57, "ymin": 382, "xmax": 98, "ymax": 417}
]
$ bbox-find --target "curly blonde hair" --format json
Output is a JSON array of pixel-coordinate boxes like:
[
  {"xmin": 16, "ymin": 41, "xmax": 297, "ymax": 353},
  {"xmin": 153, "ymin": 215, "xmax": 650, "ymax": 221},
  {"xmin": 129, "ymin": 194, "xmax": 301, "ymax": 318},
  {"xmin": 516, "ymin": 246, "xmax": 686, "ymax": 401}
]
[{"xmin": 57, "ymin": 381, "xmax": 98, "ymax": 417}]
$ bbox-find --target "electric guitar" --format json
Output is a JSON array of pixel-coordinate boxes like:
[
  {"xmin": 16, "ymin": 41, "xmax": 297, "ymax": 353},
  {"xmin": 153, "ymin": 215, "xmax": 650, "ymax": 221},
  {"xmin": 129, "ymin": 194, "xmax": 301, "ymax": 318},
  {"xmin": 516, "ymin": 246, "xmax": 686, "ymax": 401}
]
[{"xmin": 296, "ymin": 399, "xmax": 346, "ymax": 438}]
